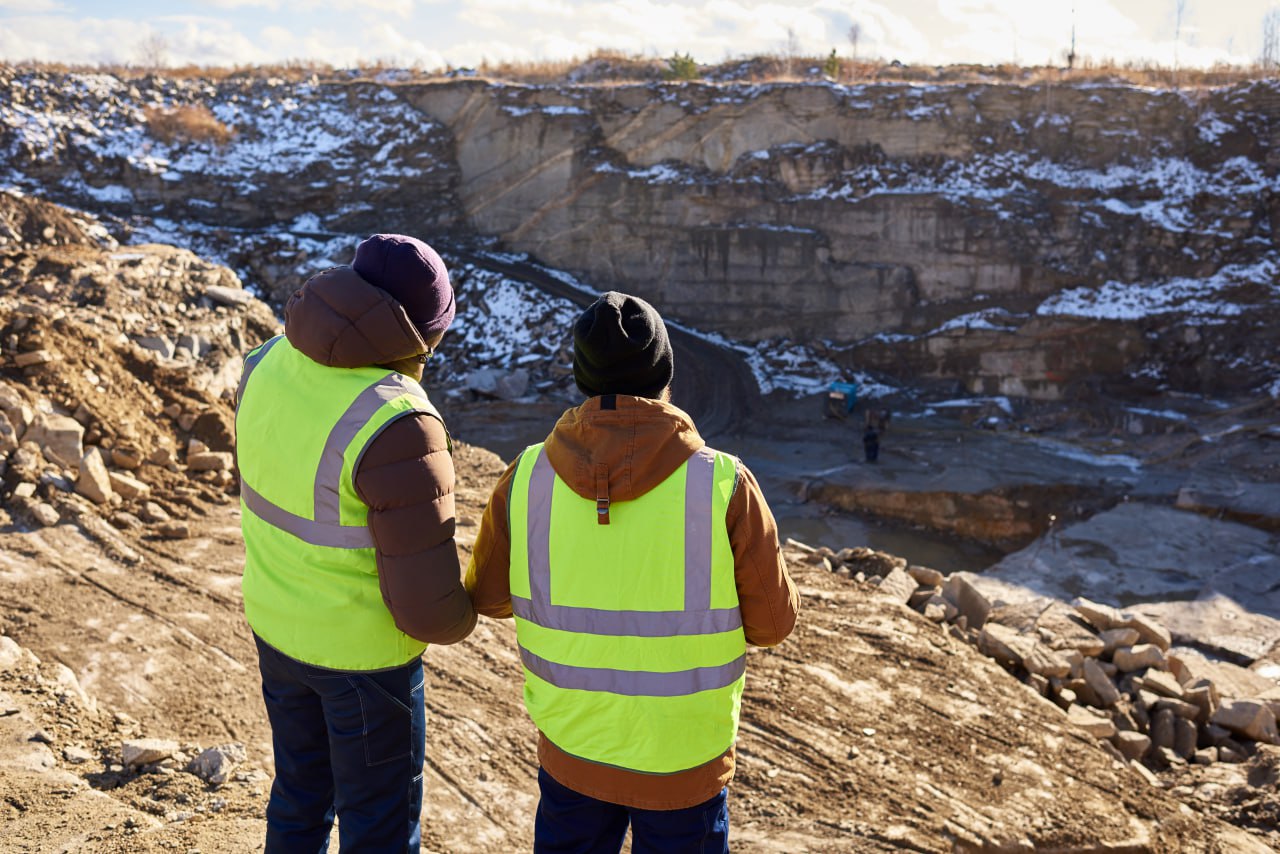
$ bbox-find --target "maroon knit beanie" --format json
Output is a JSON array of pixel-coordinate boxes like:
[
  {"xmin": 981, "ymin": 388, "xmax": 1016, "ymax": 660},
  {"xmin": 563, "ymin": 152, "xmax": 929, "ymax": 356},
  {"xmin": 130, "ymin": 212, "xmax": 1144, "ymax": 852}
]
[{"xmin": 352, "ymin": 233, "xmax": 456, "ymax": 337}]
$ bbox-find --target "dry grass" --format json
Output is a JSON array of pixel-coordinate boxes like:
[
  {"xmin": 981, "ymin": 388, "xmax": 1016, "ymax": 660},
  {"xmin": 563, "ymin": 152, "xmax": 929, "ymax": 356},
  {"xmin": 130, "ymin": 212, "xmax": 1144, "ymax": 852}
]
[
  {"xmin": 143, "ymin": 104, "xmax": 235, "ymax": 146},
  {"xmin": 4, "ymin": 53, "xmax": 1277, "ymax": 89}
]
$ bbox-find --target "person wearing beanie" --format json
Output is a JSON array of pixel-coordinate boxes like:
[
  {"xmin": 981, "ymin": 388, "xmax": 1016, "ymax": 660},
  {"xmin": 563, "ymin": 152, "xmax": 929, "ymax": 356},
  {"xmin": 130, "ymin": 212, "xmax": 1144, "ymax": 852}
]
[
  {"xmin": 466, "ymin": 291, "xmax": 799, "ymax": 853},
  {"xmin": 235, "ymin": 233, "xmax": 474, "ymax": 852}
]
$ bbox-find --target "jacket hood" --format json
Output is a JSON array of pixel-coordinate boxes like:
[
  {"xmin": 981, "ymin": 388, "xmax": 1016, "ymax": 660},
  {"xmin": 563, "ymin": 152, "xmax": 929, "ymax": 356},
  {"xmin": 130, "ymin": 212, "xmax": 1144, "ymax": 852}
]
[
  {"xmin": 543, "ymin": 395, "xmax": 705, "ymax": 504},
  {"xmin": 284, "ymin": 266, "xmax": 427, "ymax": 368}
]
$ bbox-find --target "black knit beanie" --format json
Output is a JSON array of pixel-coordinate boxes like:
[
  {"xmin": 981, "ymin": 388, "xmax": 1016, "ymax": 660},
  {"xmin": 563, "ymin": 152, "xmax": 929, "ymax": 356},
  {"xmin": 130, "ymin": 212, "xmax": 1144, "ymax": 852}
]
[{"xmin": 573, "ymin": 291, "xmax": 674, "ymax": 399}]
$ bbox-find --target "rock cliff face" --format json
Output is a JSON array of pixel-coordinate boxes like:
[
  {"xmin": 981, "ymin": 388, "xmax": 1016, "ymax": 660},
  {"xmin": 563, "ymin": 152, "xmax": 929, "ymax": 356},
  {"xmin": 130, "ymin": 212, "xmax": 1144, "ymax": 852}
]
[{"xmin": 3, "ymin": 68, "xmax": 1278, "ymax": 401}]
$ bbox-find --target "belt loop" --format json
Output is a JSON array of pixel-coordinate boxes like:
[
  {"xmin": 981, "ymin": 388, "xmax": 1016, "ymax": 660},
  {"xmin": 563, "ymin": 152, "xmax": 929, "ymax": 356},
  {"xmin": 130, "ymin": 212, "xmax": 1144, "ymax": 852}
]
[{"xmin": 595, "ymin": 464, "xmax": 610, "ymax": 525}]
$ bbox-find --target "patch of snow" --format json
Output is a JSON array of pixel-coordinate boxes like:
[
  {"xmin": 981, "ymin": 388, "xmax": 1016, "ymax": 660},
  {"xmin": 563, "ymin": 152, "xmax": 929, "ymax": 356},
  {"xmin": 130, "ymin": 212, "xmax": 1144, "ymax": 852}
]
[
  {"xmin": 1027, "ymin": 438, "xmax": 1143, "ymax": 472},
  {"xmin": 1035, "ymin": 257, "xmax": 1279, "ymax": 321},
  {"xmin": 930, "ymin": 308, "xmax": 1021, "ymax": 335},
  {"xmin": 932, "ymin": 396, "xmax": 1013, "ymax": 414},
  {"xmin": 1196, "ymin": 112, "xmax": 1233, "ymax": 144},
  {"xmin": 80, "ymin": 183, "xmax": 133, "ymax": 203},
  {"xmin": 1125, "ymin": 407, "xmax": 1189, "ymax": 421},
  {"xmin": 594, "ymin": 161, "xmax": 693, "ymax": 184}
]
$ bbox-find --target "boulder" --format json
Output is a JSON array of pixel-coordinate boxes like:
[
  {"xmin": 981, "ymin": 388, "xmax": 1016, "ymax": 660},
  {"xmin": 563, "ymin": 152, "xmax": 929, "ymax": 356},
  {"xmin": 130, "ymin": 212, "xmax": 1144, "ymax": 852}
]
[
  {"xmin": 188, "ymin": 743, "xmax": 247, "ymax": 786},
  {"xmin": 977, "ymin": 623, "xmax": 1025, "ymax": 666},
  {"xmin": 1082, "ymin": 658, "xmax": 1120, "ymax": 708},
  {"xmin": 1122, "ymin": 612, "xmax": 1171, "ymax": 651},
  {"xmin": 922, "ymin": 595, "xmax": 957, "ymax": 623},
  {"xmin": 1098, "ymin": 628, "xmax": 1141, "ymax": 656},
  {"xmin": 1073, "ymin": 597, "xmax": 1124, "ymax": 632},
  {"xmin": 155, "ymin": 521, "xmax": 191, "ymax": 539},
  {"xmin": 111, "ymin": 445, "xmax": 144, "ymax": 470},
  {"xmin": 1169, "ymin": 649, "xmax": 1277, "ymax": 702},
  {"xmin": 188, "ymin": 451, "xmax": 233, "ymax": 472},
  {"xmin": 942, "ymin": 573, "xmax": 991, "ymax": 630},
  {"xmin": 876, "ymin": 566, "xmax": 917, "ymax": 604},
  {"xmin": 1150, "ymin": 708, "xmax": 1176, "ymax": 750},
  {"xmin": 1068, "ymin": 704, "xmax": 1116, "ymax": 739},
  {"xmin": 465, "ymin": 367, "xmax": 530, "ymax": 401},
  {"xmin": 1113, "ymin": 730, "xmax": 1151, "ymax": 761},
  {"xmin": 1023, "ymin": 644, "xmax": 1073, "ymax": 679},
  {"xmin": 1113, "ymin": 644, "xmax": 1165, "ymax": 672},
  {"xmin": 0, "ymin": 410, "xmax": 17, "ymax": 454},
  {"xmin": 1211, "ymin": 700, "xmax": 1279, "ymax": 744},
  {"xmin": 122, "ymin": 738, "xmax": 179, "ymax": 768},
  {"xmin": 25, "ymin": 411, "xmax": 84, "ymax": 467},
  {"xmin": 31, "ymin": 502, "xmax": 59, "ymax": 526},
  {"xmin": 1138, "ymin": 670, "xmax": 1184, "ymax": 699},
  {"xmin": 14, "ymin": 349, "xmax": 55, "ymax": 367},
  {"xmin": 906, "ymin": 565, "xmax": 944, "ymax": 587},
  {"xmin": 108, "ymin": 471, "xmax": 151, "ymax": 500},
  {"xmin": 75, "ymin": 447, "xmax": 113, "ymax": 504}
]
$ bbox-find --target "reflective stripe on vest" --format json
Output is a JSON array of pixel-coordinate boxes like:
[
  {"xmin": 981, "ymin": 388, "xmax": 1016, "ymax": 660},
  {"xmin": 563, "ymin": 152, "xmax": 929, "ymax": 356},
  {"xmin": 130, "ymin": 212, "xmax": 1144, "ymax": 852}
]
[
  {"xmin": 509, "ymin": 443, "xmax": 745, "ymax": 773},
  {"xmin": 236, "ymin": 336, "xmax": 440, "ymax": 549},
  {"xmin": 511, "ymin": 448, "xmax": 744, "ymax": 639}
]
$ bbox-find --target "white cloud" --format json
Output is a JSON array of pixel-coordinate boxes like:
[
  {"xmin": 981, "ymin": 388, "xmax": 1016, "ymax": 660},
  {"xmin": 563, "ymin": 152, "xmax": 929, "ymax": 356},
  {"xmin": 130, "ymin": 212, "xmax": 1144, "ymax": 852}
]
[
  {"xmin": 0, "ymin": 0, "xmax": 1271, "ymax": 69},
  {"xmin": 0, "ymin": 0, "xmax": 63, "ymax": 9},
  {"xmin": 203, "ymin": 0, "xmax": 418, "ymax": 12}
]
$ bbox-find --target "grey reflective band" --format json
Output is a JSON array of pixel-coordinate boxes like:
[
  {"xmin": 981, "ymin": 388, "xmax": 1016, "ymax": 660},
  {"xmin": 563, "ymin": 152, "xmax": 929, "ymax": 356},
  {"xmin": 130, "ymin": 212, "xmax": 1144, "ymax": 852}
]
[
  {"xmin": 684, "ymin": 447, "xmax": 715, "ymax": 612},
  {"xmin": 520, "ymin": 446, "xmax": 742, "ymax": 637},
  {"xmin": 521, "ymin": 647, "xmax": 746, "ymax": 697},
  {"xmin": 240, "ymin": 478, "xmax": 374, "ymax": 549},
  {"xmin": 239, "ymin": 341, "xmax": 439, "ymax": 548},
  {"xmin": 314, "ymin": 372, "xmax": 437, "ymax": 525},
  {"xmin": 511, "ymin": 596, "xmax": 743, "ymax": 637},
  {"xmin": 235, "ymin": 335, "xmax": 283, "ymax": 410}
]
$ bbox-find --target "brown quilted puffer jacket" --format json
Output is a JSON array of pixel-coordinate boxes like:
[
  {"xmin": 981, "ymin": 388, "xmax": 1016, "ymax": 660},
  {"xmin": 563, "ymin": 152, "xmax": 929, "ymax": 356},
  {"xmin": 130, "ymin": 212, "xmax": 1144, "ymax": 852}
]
[{"xmin": 283, "ymin": 265, "xmax": 475, "ymax": 645}]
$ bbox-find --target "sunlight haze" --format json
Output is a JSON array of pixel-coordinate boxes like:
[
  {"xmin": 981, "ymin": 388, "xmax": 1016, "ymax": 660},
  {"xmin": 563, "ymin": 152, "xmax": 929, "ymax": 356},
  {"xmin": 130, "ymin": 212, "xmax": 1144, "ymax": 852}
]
[{"xmin": 0, "ymin": 0, "xmax": 1273, "ymax": 70}]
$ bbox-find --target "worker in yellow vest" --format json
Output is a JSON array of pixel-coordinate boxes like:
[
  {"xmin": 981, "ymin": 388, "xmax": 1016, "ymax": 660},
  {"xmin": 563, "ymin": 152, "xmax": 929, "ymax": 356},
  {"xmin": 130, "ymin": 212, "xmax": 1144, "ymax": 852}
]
[
  {"xmin": 466, "ymin": 291, "xmax": 799, "ymax": 852},
  {"xmin": 237, "ymin": 234, "xmax": 475, "ymax": 852}
]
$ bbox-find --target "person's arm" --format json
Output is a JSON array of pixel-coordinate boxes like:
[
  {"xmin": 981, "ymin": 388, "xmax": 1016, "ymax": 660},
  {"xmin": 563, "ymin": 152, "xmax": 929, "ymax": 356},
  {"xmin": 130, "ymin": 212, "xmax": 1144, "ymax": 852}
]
[
  {"xmin": 464, "ymin": 459, "xmax": 519, "ymax": 619},
  {"xmin": 727, "ymin": 461, "xmax": 799, "ymax": 647},
  {"xmin": 355, "ymin": 413, "xmax": 476, "ymax": 644}
]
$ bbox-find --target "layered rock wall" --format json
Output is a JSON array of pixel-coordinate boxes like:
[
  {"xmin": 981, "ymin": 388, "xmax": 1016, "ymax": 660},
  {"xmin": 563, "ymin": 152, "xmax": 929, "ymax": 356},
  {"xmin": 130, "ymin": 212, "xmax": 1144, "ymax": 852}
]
[{"xmin": 3, "ymin": 68, "xmax": 1278, "ymax": 400}]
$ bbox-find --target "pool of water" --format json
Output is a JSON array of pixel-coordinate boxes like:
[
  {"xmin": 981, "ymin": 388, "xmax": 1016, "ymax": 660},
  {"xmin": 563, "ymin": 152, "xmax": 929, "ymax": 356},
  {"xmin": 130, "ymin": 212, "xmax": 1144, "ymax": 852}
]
[{"xmin": 773, "ymin": 506, "xmax": 1008, "ymax": 574}]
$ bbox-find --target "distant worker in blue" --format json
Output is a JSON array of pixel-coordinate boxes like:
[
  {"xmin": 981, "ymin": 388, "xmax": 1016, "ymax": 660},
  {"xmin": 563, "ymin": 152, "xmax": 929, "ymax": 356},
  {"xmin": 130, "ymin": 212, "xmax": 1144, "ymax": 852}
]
[
  {"xmin": 235, "ymin": 233, "xmax": 475, "ymax": 852},
  {"xmin": 863, "ymin": 420, "xmax": 880, "ymax": 463}
]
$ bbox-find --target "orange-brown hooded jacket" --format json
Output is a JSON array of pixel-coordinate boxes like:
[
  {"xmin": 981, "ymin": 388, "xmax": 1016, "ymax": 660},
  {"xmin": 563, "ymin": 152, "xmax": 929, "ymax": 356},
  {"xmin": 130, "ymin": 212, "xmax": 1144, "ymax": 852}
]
[{"xmin": 465, "ymin": 394, "xmax": 798, "ymax": 809}]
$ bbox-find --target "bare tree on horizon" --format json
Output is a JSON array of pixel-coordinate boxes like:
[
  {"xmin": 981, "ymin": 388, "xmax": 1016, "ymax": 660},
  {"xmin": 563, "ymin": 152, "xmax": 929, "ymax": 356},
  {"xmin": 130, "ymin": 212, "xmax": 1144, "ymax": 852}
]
[
  {"xmin": 1262, "ymin": 7, "xmax": 1280, "ymax": 72},
  {"xmin": 135, "ymin": 33, "xmax": 169, "ymax": 70}
]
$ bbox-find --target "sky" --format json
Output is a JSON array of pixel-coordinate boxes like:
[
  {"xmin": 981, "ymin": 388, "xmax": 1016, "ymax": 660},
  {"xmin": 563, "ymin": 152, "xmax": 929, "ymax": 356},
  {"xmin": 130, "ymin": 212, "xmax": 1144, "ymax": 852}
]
[{"xmin": 0, "ymin": 0, "xmax": 1275, "ymax": 71}]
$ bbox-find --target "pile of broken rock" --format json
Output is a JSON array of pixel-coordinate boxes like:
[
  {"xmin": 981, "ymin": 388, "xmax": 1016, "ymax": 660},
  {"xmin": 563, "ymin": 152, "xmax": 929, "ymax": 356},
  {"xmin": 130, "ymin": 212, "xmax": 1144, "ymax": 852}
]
[{"xmin": 795, "ymin": 541, "xmax": 1280, "ymax": 774}]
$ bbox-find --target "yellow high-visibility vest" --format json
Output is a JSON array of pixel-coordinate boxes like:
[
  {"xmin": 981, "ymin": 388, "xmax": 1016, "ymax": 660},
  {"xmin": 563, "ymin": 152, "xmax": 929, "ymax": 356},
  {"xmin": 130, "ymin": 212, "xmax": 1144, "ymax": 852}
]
[
  {"xmin": 236, "ymin": 335, "xmax": 441, "ymax": 670},
  {"xmin": 508, "ymin": 442, "xmax": 746, "ymax": 774}
]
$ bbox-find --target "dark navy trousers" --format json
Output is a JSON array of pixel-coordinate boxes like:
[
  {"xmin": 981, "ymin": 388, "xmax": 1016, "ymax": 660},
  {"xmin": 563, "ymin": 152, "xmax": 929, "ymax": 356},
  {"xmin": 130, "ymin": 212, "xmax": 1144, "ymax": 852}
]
[
  {"xmin": 254, "ymin": 634, "xmax": 426, "ymax": 853},
  {"xmin": 534, "ymin": 767, "xmax": 730, "ymax": 854}
]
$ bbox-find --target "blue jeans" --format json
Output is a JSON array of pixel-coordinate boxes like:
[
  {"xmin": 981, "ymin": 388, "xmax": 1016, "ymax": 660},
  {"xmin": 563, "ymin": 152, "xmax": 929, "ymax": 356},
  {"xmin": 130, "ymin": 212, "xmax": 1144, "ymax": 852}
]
[
  {"xmin": 534, "ymin": 767, "xmax": 730, "ymax": 854},
  {"xmin": 254, "ymin": 634, "xmax": 426, "ymax": 853}
]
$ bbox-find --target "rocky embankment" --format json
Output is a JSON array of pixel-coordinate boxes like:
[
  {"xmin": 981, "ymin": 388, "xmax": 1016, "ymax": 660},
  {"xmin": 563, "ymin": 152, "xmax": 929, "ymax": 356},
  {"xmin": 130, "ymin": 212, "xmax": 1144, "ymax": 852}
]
[
  {"xmin": 0, "ymin": 189, "xmax": 279, "ymax": 537},
  {"xmin": 798, "ymin": 543, "xmax": 1280, "ymax": 766},
  {"xmin": 2, "ymin": 65, "xmax": 1278, "ymax": 404}
]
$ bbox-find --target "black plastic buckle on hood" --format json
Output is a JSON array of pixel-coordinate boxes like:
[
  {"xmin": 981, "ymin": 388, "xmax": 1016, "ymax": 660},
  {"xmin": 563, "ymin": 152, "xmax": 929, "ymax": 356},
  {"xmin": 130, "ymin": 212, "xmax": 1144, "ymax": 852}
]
[{"xmin": 595, "ymin": 463, "xmax": 610, "ymax": 526}]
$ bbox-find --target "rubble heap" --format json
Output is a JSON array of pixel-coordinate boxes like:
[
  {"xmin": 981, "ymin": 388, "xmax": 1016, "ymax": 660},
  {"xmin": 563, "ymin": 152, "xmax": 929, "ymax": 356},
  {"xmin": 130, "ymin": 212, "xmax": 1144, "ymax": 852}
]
[
  {"xmin": 0, "ymin": 189, "xmax": 280, "ymax": 534},
  {"xmin": 793, "ymin": 539, "xmax": 1280, "ymax": 842}
]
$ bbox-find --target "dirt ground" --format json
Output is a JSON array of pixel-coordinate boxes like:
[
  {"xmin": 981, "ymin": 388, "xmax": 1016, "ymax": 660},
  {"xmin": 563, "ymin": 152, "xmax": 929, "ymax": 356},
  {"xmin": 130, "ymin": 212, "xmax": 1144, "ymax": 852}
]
[{"xmin": 2, "ymin": 431, "xmax": 1278, "ymax": 853}]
